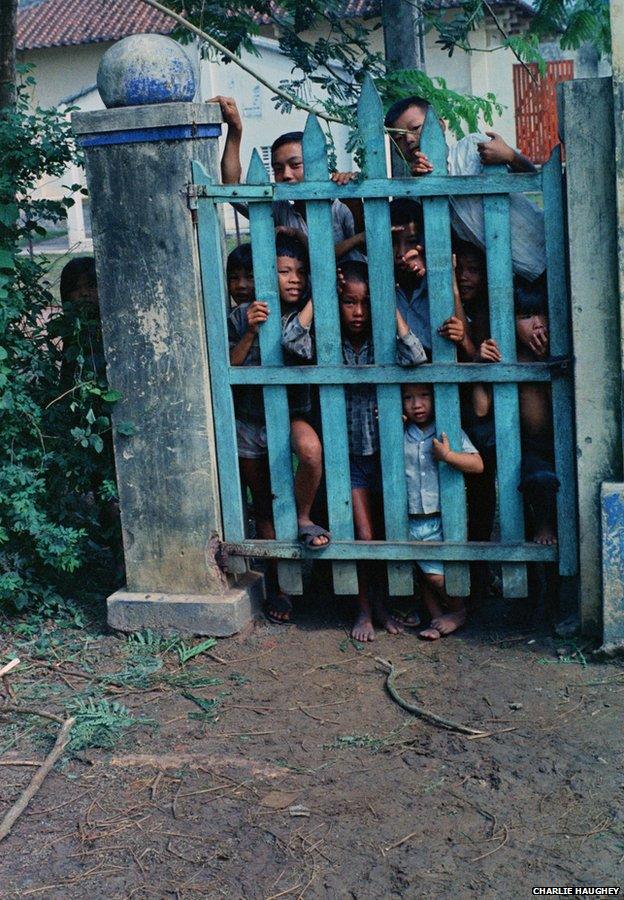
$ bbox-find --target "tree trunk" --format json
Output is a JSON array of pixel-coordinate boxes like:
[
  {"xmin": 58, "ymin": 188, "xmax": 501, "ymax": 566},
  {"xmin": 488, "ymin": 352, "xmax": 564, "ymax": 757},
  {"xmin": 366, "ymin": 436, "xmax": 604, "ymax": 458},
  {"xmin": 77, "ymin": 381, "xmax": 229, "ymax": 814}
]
[
  {"xmin": 381, "ymin": 0, "xmax": 426, "ymax": 74},
  {"xmin": 0, "ymin": 0, "xmax": 18, "ymax": 111},
  {"xmin": 381, "ymin": 0, "xmax": 426, "ymax": 174}
]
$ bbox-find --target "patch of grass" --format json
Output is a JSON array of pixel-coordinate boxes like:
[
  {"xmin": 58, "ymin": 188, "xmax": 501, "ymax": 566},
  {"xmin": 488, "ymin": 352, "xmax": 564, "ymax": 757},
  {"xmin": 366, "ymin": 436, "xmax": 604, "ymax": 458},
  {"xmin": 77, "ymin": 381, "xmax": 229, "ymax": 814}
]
[
  {"xmin": 127, "ymin": 629, "xmax": 181, "ymax": 656},
  {"xmin": 182, "ymin": 691, "xmax": 227, "ymax": 723},
  {"xmin": 162, "ymin": 669, "xmax": 224, "ymax": 689},
  {"xmin": 67, "ymin": 697, "xmax": 141, "ymax": 751},
  {"xmin": 177, "ymin": 638, "xmax": 217, "ymax": 665},
  {"xmin": 228, "ymin": 672, "xmax": 250, "ymax": 686}
]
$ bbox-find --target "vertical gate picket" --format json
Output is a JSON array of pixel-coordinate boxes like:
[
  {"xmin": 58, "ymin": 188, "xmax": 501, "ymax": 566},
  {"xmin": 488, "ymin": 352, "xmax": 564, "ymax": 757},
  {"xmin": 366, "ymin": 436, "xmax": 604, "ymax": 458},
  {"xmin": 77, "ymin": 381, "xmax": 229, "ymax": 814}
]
[
  {"xmin": 543, "ymin": 145, "xmax": 578, "ymax": 576},
  {"xmin": 420, "ymin": 110, "xmax": 471, "ymax": 597},
  {"xmin": 358, "ymin": 75, "xmax": 413, "ymax": 596},
  {"xmin": 483, "ymin": 168, "xmax": 528, "ymax": 597},
  {"xmin": 192, "ymin": 161, "xmax": 246, "ymax": 544},
  {"xmin": 301, "ymin": 116, "xmax": 358, "ymax": 595},
  {"xmin": 246, "ymin": 151, "xmax": 303, "ymax": 594}
]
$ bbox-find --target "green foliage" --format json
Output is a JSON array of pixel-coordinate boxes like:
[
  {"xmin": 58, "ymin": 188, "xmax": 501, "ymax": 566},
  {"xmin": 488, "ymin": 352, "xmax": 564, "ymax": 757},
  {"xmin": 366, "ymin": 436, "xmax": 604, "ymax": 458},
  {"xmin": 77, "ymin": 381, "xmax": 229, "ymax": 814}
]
[
  {"xmin": 177, "ymin": 637, "xmax": 218, "ymax": 665},
  {"xmin": 160, "ymin": 0, "xmax": 504, "ymax": 139},
  {"xmin": 156, "ymin": 0, "xmax": 609, "ymax": 152},
  {"xmin": 182, "ymin": 690, "xmax": 224, "ymax": 721},
  {"xmin": 67, "ymin": 696, "xmax": 138, "ymax": 750},
  {"xmin": 0, "ymin": 70, "xmax": 121, "ymax": 613}
]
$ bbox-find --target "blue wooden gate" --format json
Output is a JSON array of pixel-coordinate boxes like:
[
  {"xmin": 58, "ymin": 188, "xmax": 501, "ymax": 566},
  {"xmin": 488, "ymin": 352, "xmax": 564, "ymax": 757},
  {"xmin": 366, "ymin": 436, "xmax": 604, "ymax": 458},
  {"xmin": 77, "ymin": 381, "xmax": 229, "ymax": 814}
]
[{"xmin": 192, "ymin": 75, "xmax": 577, "ymax": 600}]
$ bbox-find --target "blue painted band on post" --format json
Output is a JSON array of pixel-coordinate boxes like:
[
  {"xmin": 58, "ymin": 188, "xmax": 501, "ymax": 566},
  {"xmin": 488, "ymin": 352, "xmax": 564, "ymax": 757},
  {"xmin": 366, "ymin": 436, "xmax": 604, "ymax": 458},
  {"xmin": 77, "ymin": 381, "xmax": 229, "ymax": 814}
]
[{"xmin": 78, "ymin": 123, "xmax": 222, "ymax": 147}]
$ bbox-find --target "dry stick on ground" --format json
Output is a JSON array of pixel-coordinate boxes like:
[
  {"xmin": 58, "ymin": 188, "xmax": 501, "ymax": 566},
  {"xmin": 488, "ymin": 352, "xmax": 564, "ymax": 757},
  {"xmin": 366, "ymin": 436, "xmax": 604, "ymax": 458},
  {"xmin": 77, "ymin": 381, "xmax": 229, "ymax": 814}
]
[
  {"xmin": 1, "ymin": 703, "xmax": 65, "ymax": 724},
  {"xmin": 0, "ymin": 715, "xmax": 75, "ymax": 842},
  {"xmin": 0, "ymin": 658, "xmax": 20, "ymax": 678},
  {"xmin": 375, "ymin": 658, "xmax": 488, "ymax": 737}
]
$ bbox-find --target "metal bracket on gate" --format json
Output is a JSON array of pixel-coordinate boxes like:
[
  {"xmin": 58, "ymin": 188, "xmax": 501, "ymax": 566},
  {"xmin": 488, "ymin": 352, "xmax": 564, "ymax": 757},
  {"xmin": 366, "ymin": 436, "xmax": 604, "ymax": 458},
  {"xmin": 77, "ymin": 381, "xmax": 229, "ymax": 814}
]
[
  {"xmin": 192, "ymin": 183, "xmax": 275, "ymax": 202},
  {"xmin": 548, "ymin": 354, "xmax": 573, "ymax": 373},
  {"xmin": 187, "ymin": 183, "xmax": 199, "ymax": 211}
]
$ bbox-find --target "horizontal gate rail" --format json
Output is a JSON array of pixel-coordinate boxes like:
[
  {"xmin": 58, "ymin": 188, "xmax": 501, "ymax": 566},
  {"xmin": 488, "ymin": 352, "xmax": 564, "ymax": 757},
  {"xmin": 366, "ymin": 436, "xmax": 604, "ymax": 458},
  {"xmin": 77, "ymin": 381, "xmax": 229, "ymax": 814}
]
[
  {"xmin": 193, "ymin": 173, "xmax": 542, "ymax": 202},
  {"xmin": 223, "ymin": 540, "xmax": 558, "ymax": 562},
  {"xmin": 228, "ymin": 361, "xmax": 567, "ymax": 385}
]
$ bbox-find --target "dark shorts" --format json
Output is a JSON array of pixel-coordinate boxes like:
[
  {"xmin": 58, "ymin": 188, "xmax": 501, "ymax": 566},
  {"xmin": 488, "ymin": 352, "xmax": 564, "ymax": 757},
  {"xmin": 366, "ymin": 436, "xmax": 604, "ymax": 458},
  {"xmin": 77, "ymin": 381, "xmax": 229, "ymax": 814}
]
[{"xmin": 349, "ymin": 453, "xmax": 382, "ymax": 491}]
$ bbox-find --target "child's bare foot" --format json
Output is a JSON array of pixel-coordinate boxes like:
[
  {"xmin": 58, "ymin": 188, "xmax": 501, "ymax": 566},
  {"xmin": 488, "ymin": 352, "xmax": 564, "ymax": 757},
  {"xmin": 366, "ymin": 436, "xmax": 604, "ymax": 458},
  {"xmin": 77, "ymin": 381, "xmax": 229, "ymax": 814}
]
[
  {"xmin": 373, "ymin": 599, "xmax": 404, "ymax": 635},
  {"xmin": 419, "ymin": 625, "xmax": 442, "ymax": 640},
  {"xmin": 430, "ymin": 606, "xmax": 466, "ymax": 636},
  {"xmin": 533, "ymin": 525, "xmax": 557, "ymax": 545},
  {"xmin": 352, "ymin": 611, "xmax": 375, "ymax": 642}
]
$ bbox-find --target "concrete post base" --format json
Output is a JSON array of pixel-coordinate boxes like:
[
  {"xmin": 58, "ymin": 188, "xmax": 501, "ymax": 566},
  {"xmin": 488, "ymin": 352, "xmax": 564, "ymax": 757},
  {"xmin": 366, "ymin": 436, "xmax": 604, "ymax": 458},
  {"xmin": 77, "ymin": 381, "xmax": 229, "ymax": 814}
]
[{"xmin": 107, "ymin": 572, "xmax": 264, "ymax": 637}]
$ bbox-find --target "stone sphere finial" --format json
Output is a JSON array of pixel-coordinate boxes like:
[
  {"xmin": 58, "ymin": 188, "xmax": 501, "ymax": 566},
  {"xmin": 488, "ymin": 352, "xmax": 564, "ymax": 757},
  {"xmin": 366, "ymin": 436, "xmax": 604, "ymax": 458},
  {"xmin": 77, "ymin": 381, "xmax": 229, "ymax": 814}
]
[{"xmin": 97, "ymin": 34, "xmax": 197, "ymax": 109}]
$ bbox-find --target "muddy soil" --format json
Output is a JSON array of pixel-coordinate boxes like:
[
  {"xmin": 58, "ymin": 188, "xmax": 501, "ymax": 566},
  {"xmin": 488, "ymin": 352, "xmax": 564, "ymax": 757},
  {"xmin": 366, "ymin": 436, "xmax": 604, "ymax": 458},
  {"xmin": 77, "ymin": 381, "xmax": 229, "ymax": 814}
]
[{"xmin": 1, "ymin": 588, "xmax": 623, "ymax": 899}]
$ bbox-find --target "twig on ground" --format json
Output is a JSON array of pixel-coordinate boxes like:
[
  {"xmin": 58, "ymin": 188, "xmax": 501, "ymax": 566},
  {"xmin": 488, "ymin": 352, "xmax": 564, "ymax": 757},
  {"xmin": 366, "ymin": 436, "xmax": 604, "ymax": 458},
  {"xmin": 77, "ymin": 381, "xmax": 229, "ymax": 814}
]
[
  {"xmin": 471, "ymin": 823, "xmax": 509, "ymax": 861},
  {"xmin": 0, "ymin": 716, "xmax": 75, "ymax": 842},
  {"xmin": 375, "ymin": 658, "xmax": 487, "ymax": 736},
  {"xmin": 382, "ymin": 829, "xmax": 420, "ymax": 855},
  {"xmin": 0, "ymin": 703, "xmax": 65, "ymax": 725},
  {"xmin": 0, "ymin": 758, "xmax": 42, "ymax": 767},
  {"xmin": 0, "ymin": 659, "xmax": 20, "ymax": 678}
]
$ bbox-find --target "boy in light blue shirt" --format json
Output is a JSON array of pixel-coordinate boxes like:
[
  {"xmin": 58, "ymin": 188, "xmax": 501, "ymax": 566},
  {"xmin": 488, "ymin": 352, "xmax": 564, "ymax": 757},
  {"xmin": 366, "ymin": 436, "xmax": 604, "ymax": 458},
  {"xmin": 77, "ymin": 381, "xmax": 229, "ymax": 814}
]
[{"xmin": 403, "ymin": 383, "xmax": 483, "ymax": 639}]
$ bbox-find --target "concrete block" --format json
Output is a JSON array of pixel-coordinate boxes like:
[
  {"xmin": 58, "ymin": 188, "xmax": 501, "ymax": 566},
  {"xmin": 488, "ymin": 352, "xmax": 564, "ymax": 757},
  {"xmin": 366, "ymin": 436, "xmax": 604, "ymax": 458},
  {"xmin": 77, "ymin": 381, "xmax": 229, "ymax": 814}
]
[
  {"xmin": 601, "ymin": 482, "xmax": 624, "ymax": 653},
  {"xmin": 107, "ymin": 572, "xmax": 265, "ymax": 637}
]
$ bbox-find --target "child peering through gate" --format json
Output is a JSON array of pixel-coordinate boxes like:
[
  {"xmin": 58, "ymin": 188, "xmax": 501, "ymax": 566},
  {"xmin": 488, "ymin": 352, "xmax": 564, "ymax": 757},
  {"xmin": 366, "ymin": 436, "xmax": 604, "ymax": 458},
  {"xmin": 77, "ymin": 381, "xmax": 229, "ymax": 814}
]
[
  {"xmin": 472, "ymin": 275, "xmax": 560, "ymax": 546},
  {"xmin": 384, "ymin": 95, "xmax": 546, "ymax": 284},
  {"xmin": 282, "ymin": 259, "xmax": 427, "ymax": 639},
  {"xmin": 227, "ymin": 234, "xmax": 331, "ymax": 625},
  {"xmin": 212, "ymin": 96, "xmax": 365, "ymax": 262}
]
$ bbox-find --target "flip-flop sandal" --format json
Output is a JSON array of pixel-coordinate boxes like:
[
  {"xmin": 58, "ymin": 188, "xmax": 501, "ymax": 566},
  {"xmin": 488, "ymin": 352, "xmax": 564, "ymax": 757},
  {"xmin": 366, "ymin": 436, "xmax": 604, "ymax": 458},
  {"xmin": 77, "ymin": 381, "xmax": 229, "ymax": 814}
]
[
  {"xmin": 298, "ymin": 523, "xmax": 331, "ymax": 550},
  {"xmin": 264, "ymin": 592, "xmax": 294, "ymax": 625}
]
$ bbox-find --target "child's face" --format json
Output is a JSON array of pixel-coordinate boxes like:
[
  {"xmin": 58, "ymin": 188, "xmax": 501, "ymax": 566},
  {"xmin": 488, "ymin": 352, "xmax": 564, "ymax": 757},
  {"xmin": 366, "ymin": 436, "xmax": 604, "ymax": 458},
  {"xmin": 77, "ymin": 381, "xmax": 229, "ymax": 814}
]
[
  {"xmin": 227, "ymin": 267, "xmax": 255, "ymax": 306},
  {"xmin": 277, "ymin": 255, "xmax": 306, "ymax": 305},
  {"xmin": 456, "ymin": 253, "xmax": 486, "ymax": 304},
  {"xmin": 392, "ymin": 222, "xmax": 422, "ymax": 280},
  {"xmin": 392, "ymin": 105, "xmax": 427, "ymax": 163},
  {"xmin": 272, "ymin": 142, "xmax": 304, "ymax": 183},
  {"xmin": 339, "ymin": 281, "xmax": 370, "ymax": 339},
  {"xmin": 402, "ymin": 384, "xmax": 434, "ymax": 426},
  {"xmin": 515, "ymin": 312, "xmax": 549, "ymax": 351},
  {"xmin": 65, "ymin": 273, "xmax": 99, "ymax": 307}
]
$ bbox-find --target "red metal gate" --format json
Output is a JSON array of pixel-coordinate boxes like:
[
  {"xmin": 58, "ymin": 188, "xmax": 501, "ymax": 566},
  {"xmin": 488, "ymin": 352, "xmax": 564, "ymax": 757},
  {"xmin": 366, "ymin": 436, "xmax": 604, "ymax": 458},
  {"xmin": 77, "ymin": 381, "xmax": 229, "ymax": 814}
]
[{"xmin": 514, "ymin": 61, "xmax": 574, "ymax": 164}]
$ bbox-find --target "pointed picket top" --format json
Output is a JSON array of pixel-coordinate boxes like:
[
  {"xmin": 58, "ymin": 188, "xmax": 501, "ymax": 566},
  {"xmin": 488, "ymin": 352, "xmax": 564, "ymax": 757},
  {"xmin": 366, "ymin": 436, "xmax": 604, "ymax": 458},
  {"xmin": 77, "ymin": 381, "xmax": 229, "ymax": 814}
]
[
  {"xmin": 302, "ymin": 113, "xmax": 328, "ymax": 180},
  {"xmin": 246, "ymin": 147, "xmax": 269, "ymax": 184},
  {"xmin": 357, "ymin": 73, "xmax": 386, "ymax": 177},
  {"xmin": 542, "ymin": 141, "xmax": 562, "ymax": 179},
  {"xmin": 420, "ymin": 106, "xmax": 448, "ymax": 172},
  {"xmin": 191, "ymin": 159, "xmax": 212, "ymax": 185}
]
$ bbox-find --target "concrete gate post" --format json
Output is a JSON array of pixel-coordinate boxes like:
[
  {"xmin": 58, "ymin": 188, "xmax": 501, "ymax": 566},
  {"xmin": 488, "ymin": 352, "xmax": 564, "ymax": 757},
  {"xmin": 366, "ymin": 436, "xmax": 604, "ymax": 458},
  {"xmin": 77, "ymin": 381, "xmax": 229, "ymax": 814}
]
[{"xmin": 72, "ymin": 101, "xmax": 263, "ymax": 636}]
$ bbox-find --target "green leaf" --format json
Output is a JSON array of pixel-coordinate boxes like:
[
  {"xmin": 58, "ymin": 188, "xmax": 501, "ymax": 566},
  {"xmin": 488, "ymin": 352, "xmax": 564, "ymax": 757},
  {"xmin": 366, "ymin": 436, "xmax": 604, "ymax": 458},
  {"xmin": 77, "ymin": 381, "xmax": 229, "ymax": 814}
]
[
  {"xmin": 116, "ymin": 421, "xmax": 136, "ymax": 436},
  {"xmin": 90, "ymin": 434, "xmax": 104, "ymax": 453},
  {"xmin": 85, "ymin": 408, "xmax": 96, "ymax": 425},
  {"xmin": 102, "ymin": 389, "xmax": 123, "ymax": 403}
]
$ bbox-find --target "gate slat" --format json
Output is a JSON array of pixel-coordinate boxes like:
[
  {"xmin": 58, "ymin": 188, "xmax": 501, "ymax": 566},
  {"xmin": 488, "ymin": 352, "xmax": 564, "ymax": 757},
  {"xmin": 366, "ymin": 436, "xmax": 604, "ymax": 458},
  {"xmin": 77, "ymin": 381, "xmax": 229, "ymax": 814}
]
[
  {"xmin": 358, "ymin": 75, "xmax": 413, "ymax": 596},
  {"xmin": 483, "ymin": 173, "xmax": 528, "ymax": 598},
  {"xmin": 246, "ymin": 151, "xmax": 303, "ymax": 595},
  {"xmin": 192, "ymin": 161, "xmax": 246, "ymax": 546},
  {"xmin": 543, "ymin": 146, "xmax": 578, "ymax": 576},
  {"xmin": 420, "ymin": 109, "xmax": 471, "ymax": 597},
  {"xmin": 301, "ymin": 116, "xmax": 358, "ymax": 595}
]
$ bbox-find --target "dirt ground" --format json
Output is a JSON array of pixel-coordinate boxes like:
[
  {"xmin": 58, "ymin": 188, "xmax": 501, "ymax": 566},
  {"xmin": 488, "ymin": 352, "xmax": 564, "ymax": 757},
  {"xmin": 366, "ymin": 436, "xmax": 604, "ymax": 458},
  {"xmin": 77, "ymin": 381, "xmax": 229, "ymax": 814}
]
[{"xmin": 1, "ymin": 580, "xmax": 624, "ymax": 900}]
